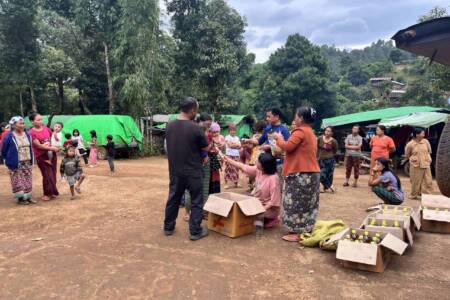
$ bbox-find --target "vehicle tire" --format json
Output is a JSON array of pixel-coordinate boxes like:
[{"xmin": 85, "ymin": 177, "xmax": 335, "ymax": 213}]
[
  {"xmin": 97, "ymin": 146, "xmax": 107, "ymax": 160},
  {"xmin": 436, "ymin": 121, "xmax": 450, "ymax": 197},
  {"xmin": 403, "ymin": 161, "xmax": 410, "ymax": 177}
]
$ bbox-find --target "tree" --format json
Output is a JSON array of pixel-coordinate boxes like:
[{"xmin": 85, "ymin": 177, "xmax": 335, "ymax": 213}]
[
  {"xmin": 73, "ymin": 0, "xmax": 121, "ymax": 114},
  {"xmin": 113, "ymin": 0, "xmax": 162, "ymax": 117},
  {"xmin": 0, "ymin": 0, "xmax": 41, "ymax": 112},
  {"xmin": 347, "ymin": 64, "xmax": 369, "ymax": 86},
  {"xmin": 259, "ymin": 34, "xmax": 337, "ymax": 124},
  {"xmin": 40, "ymin": 46, "xmax": 79, "ymax": 113},
  {"xmin": 167, "ymin": 0, "xmax": 248, "ymax": 115}
]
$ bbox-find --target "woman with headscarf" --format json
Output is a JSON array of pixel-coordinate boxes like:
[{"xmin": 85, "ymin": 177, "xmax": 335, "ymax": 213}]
[
  {"xmin": 273, "ymin": 107, "xmax": 321, "ymax": 242},
  {"xmin": 1, "ymin": 116, "xmax": 36, "ymax": 205},
  {"xmin": 29, "ymin": 113, "xmax": 60, "ymax": 201}
]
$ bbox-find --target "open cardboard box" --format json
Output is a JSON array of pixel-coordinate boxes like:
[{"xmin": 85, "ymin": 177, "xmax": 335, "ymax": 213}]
[
  {"xmin": 373, "ymin": 204, "xmax": 421, "ymax": 230},
  {"xmin": 361, "ymin": 213, "xmax": 416, "ymax": 246},
  {"xmin": 327, "ymin": 228, "xmax": 408, "ymax": 273},
  {"xmin": 203, "ymin": 192, "xmax": 265, "ymax": 238},
  {"xmin": 420, "ymin": 194, "xmax": 450, "ymax": 234}
]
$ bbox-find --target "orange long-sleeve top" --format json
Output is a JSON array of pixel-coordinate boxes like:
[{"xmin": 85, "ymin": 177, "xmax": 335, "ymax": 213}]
[{"xmin": 276, "ymin": 124, "xmax": 320, "ymax": 176}]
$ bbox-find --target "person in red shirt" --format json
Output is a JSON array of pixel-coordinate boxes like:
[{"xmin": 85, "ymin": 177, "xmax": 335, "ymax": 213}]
[
  {"xmin": 29, "ymin": 113, "xmax": 60, "ymax": 201},
  {"xmin": 370, "ymin": 125, "xmax": 396, "ymax": 175}
]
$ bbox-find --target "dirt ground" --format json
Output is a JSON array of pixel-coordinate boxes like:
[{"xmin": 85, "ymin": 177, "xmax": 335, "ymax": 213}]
[{"xmin": 0, "ymin": 157, "xmax": 449, "ymax": 300}]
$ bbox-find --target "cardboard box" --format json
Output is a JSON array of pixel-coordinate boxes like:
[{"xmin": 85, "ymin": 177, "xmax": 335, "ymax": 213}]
[
  {"xmin": 203, "ymin": 192, "xmax": 265, "ymax": 238},
  {"xmin": 373, "ymin": 204, "xmax": 421, "ymax": 230},
  {"xmin": 420, "ymin": 194, "xmax": 450, "ymax": 234},
  {"xmin": 361, "ymin": 213, "xmax": 416, "ymax": 246},
  {"xmin": 328, "ymin": 228, "xmax": 408, "ymax": 273}
]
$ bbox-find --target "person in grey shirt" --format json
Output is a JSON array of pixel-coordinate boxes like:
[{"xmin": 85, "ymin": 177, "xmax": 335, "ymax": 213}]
[{"xmin": 343, "ymin": 125, "xmax": 363, "ymax": 187}]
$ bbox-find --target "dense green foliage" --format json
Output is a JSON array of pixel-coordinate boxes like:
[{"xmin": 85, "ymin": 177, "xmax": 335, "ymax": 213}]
[{"xmin": 0, "ymin": 1, "xmax": 449, "ymax": 123}]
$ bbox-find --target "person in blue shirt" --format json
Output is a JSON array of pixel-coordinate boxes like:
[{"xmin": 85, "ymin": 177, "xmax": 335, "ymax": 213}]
[{"xmin": 247, "ymin": 108, "xmax": 290, "ymax": 163}]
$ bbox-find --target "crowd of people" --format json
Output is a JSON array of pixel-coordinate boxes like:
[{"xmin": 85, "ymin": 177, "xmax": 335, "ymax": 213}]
[
  {"xmin": 0, "ymin": 100, "xmax": 435, "ymax": 241},
  {"xmin": 0, "ymin": 113, "xmax": 116, "ymax": 203},
  {"xmin": 164, "ymin": 97, "xmax": 434, "ymax": 241}
]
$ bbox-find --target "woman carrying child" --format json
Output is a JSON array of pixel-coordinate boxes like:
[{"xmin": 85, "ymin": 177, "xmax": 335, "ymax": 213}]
[
  {"xmin": 88, "ymin": 130, "xmax": 98, "ymax": 167},
  {"xmin": 223, "ymin": 152, "xmax": 281, "ymax": 228},
  {"xmin": 224, "ymin": 123, "xmax": 241, "ymax": 189},
  {"xmin": 60, "ymin": 146, "xmax": 86, "ymax": 200}
]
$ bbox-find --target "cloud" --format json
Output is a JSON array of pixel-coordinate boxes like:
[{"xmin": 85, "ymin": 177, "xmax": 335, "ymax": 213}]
[{"xmin": 228, "ymin": 0, "xmax": 449, "ymax": 62}]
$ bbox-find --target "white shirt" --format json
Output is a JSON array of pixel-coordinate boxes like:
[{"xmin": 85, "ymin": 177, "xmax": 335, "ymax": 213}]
[
  {"xmin": 51, "ymin": 132, "xmax": 63, "ymax": 148},
  {"xmin": 225, "ymin": 135, "xmax": 241, "ymax": 157}
]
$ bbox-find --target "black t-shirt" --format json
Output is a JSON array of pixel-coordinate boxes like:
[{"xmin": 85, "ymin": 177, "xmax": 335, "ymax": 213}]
[
  {"xmin": 166, "ymin": 119, "xmax": 208, "ymax": 177},
  {"xmin": 106, "ymin": 141, "xmax": 115, "ymax": 157}
]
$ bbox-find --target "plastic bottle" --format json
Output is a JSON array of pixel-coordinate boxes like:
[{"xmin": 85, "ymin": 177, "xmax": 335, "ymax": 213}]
[{"xmin": 254, "ymin": 219, "xmax": 264, "ymax": 237}]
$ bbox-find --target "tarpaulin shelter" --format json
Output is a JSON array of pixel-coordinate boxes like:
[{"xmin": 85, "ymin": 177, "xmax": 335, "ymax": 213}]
[
  {"xmin": 25, "ymin": 115, "xmax": 142, "ymax": 148},
  {"xmin": 321, "ymin": 106, "xmax": 440, "ymax": 128},
  {"xmin": 379, "ymin": 112, "xmax": 450, "ymax": 128}
]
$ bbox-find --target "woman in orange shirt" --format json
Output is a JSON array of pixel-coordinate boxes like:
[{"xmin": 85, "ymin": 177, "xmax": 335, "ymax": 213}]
[
  {"xmin": 274, "ymin": 107, "xmax": 320, "ymax": 242},
  {"xmin": 370, "ymin": 125, "xmax": 395, "ymax": 174}
]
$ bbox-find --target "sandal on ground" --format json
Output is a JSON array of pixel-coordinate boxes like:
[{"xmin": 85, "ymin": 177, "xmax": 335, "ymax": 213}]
[
  {"xmin": 282, "ymin": 234, "xmax": 300, "ymax": 242},
  {"xmin": 27, "ymin": 199, "xmax": 38, "ymax": 204},
  {"xmin": 352, "ymin": 183, "xmax": 358, "ymax": 188},
  {"xmin": 18, "ymin": 199, "xmax": 29, "ymax": 205},
  {"xmin": 329, "ymin": 186, "xmax": 336, "ymax": 193},
  {"xmin": 343, "ymin": 182, "xmax": 350, "ymax": 187},
  {"xmin": 41, "ymin": 196, "xmax": 51, "ymax": 201},
  {"xmin": 75, "ymin": 187, "xmax": 81, "ymax": 194}
]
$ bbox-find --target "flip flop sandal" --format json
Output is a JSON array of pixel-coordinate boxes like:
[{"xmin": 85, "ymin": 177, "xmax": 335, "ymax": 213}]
[
  {"xmin": 343, "ymin": 183, "xmax": 350, "ymax": 187},
  {"xmin": 282, "ymin": 234, "xmax": 300, "ymax": 242}
]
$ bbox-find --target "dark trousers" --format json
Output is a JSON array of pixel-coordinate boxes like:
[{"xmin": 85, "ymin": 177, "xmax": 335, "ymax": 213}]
[
  {"xmin": 346, "ymin": 156, "xmax": 360, "ymax": 179},
  {"xmin": 164, "ymin": 174, "xmax": 203, "ymax": 235},
  {"xmin": 107, "ymin": 157, "xmax": 115, "ymax": 172},
  {"xmin": 319, "ymin": 157, "xmax": 335, "ymax": 190},
  {"xmin": 37, "ymin": 155, "xmax": 59, "ymax": 197}
]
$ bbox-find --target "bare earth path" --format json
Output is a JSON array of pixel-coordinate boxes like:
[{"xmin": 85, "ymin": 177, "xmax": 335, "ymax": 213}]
[{"xmin": 0, "ymin": 157, "xmax": 449, "ymax": 300}]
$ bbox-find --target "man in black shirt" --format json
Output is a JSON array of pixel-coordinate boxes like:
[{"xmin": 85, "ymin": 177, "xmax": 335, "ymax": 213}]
[{"xmin": 164, "ymin": 97, "xmax": 209, "ymax": 240}]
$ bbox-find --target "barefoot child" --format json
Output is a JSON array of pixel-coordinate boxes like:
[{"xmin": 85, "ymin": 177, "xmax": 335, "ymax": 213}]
[
  {"xmin": 224, "ymin": 123, "xmax": 241, "ymax": 189},
  {"xmin": 60, "ymin": 146, "xmax": 85, "ymax": 200},
  {"xmin": 223, "ymin": 152, "xmax": 281, "ymax": 228},
  {"xmin": 106, "ymin": 134, "xmax": 115, "ymax": 175}
]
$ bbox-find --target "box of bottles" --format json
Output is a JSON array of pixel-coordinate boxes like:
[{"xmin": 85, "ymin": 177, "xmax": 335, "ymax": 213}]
[
  {"xmin": 420, "ymin": 194, "xmax": 450, "ymax": 234},
  {"xmin": 329, "ymin": 228, "xmax": 408, "ymax": 273},
  {"xmin": 361, "ymin": 214, "xmax": 415, "ymax": 246},
  {"xmin": 204, "ymin": 192, "xmax": 266, "ymax": 238}
]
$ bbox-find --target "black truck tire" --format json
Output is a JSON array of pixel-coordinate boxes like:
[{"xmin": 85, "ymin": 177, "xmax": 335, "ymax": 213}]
[{"xmin": 436, "ymin": 121, "xmax": 450, "ymax": 197}]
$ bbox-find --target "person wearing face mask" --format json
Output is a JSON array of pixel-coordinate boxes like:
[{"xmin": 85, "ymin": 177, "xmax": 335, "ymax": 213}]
[{"xmin": 1, "ymin": 116, "xmax": 36, "ymax": 205}]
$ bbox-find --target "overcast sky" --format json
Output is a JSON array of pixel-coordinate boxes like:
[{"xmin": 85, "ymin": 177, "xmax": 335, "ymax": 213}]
[
  {"xmin": 160, "ymin": 1, "xmax": 449, "ymax": 63},
  {"xmin": 226, "ymin": 0, "xmax": 449, "ymax": 63}
]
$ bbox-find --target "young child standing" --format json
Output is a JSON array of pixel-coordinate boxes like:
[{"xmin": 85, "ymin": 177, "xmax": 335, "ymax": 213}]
[
  {"xmin": 72, "ymin": 129, "xmax": 88, "ymax": 165},
  {"xmin": 88, "ymin": 130, "xmax": 98, "ymax": 167},
  {"xmin": 224, "ymin": 123, "xmax": 241, "ymax": 189},
  {"xmin": 60, "ymin": 146, "xmax": 85, "ymax": 200},
  {"xmin": 106, "ymin": 134, "xmax": 115, "ymax": 175}
]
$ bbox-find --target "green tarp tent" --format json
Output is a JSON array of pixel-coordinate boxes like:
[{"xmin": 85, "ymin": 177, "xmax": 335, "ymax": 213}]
[
  {"xmin": 379, "ymin": 112, "xmax": 450, "ymax": 128},
  {"xmin": 25, "ymin": 115, "xmax": 142, "ymax": 147},
  {"xmin": 321, "ymin": 106, "xmax": 440, "ymax": 128}
]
